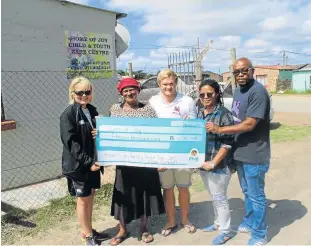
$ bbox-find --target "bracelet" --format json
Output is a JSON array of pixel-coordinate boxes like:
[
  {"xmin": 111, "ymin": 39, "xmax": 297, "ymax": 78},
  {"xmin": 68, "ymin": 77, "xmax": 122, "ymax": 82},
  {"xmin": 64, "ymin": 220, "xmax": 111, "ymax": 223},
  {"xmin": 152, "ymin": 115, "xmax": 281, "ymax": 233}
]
[{"xmin": 209, "ymin": 161, "xmax": 215, "ymax": 169}]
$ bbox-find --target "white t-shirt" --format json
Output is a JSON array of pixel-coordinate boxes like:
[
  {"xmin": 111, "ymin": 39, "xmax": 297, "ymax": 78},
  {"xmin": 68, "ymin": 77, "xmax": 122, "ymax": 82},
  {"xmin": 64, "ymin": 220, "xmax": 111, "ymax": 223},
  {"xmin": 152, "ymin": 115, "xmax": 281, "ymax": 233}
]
[{"xmin": 149, "ymin": 92, "xmax": 197, "ymax": 119}]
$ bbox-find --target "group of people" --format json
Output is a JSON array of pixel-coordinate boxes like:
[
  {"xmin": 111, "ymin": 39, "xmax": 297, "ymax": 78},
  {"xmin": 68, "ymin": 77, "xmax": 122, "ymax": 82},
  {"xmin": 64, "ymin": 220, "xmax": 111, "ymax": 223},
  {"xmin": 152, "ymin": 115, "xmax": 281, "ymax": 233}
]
[{"xmin": 60, "ymin": 57, "xmax": 271, "ymax": 246}]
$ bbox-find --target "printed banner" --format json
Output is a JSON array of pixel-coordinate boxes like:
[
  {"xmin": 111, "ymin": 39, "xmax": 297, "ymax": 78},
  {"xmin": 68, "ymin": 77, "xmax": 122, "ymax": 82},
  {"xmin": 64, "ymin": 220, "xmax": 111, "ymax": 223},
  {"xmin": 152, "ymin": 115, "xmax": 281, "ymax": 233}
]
[
  {"xmin": 96, "ymin": 117, "xmax": 207, "ymax": 168},
  {"xmin": 65, "ymin": 31, "xmax": 114, "ymax": 79}
]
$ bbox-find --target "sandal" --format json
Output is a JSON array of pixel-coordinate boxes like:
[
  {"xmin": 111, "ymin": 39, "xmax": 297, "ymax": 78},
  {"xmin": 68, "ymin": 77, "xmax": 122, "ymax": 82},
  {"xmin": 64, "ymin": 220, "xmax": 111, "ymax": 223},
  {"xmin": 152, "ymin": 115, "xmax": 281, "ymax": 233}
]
[
  {"xmin": 161, "ymin": 224, "xmax": 177, "ymax": 237},
  {"xmin": 109, "ymin": 231, "xmax": 129, "ymax": 245},
  {"xmin": 181, "ymin": 223, "xmax": 197, "ymax": 234},
  {"xmin": 212, "ymin": 232, "xmax": 234, "ymax": 245},
  {"xmin": 141, "ymin": 232, "xmax": 154, "ymax": 243},
  {"xmin": 202, "ymin": 224, "xmax": 219, "ymax": 232}
]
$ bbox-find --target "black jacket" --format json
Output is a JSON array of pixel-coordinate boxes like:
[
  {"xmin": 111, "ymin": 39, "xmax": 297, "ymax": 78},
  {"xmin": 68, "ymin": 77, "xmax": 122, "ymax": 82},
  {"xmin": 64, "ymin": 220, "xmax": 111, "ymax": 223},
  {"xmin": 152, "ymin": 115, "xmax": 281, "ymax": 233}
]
[{"xmin": 60, "ymin": 102, "xmax": 98, "ymax": 181}]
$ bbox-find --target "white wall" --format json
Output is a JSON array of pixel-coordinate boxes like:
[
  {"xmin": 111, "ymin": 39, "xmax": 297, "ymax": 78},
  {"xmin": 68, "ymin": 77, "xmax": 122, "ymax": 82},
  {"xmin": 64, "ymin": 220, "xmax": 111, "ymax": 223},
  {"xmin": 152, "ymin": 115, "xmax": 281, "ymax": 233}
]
[
  {"xmin": 1, "ymin": 0, "xmax": 121, "ymax": 190},
  {"xmin": 292, "ymin": 71, "xmax": 311, "ymax": 92}
]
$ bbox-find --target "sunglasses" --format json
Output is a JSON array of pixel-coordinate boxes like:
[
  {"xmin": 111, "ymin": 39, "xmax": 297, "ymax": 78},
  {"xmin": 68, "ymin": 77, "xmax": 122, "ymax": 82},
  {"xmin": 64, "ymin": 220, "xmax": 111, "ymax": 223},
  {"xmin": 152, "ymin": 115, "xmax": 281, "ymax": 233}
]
[
  {"xmin": 233, "ymin": 68, "xmax": 253, "ymax": 76},
  {"xmin": 199, "ymin": 92, "xmax": 214, "ymax": 99},
  {"xmin": 74, "ymin": 90, "xmax": 92, "ymax": 96}
]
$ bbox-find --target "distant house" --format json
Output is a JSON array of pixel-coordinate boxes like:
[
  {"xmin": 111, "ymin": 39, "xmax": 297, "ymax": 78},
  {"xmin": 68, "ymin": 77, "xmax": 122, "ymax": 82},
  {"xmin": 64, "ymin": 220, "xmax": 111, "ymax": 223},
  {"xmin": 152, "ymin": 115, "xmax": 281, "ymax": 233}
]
[
  {"xmin": 292, "ymin": 64, "xmax": 311, "ymax": 92},
  {"xmin": 202, "ymin": 71, "xmax": 222, "ymax": 82},
  {"xmin": 222, "ymin": 65, "xmax": 304, "ymax": 92}
]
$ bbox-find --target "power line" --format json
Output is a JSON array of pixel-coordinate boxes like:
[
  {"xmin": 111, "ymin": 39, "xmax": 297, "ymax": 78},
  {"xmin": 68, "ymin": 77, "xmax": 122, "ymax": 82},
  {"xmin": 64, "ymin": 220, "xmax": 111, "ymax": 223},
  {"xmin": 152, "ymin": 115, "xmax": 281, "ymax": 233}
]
[{"xmin": 285, "ymin": 50, "xmax": 311, "ymax": 57}]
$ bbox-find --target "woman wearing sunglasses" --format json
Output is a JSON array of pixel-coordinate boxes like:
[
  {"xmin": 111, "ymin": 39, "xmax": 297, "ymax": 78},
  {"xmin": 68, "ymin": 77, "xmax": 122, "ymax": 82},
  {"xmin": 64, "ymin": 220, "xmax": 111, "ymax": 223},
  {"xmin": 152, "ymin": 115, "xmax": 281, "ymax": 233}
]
[
  {"xmin": 197, "ymin": 79, "xmax": 235, "ymax": 245},
  {"xmin": 93, "ymin": 77, "xmax": 165, "ymax": 245},
  {"xmin": 60, "ymin": 76, "xmax": 106, "ymax": 246}
]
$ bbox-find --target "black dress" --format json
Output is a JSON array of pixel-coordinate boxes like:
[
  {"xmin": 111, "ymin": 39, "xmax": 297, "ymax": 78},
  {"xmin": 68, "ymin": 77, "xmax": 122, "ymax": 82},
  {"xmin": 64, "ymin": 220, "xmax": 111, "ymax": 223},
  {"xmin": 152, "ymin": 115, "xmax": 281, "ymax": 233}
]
[{"xmin": 109, "ymin": 103, "xmax": 165, "ymax": 224}]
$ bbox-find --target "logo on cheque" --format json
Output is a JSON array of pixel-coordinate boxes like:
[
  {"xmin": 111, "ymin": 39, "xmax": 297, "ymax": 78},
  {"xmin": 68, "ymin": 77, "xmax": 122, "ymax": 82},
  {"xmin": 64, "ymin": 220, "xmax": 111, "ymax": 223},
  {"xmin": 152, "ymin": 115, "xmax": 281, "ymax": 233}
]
[{"xmin": 189, "ymin": 148, "xmax": 199, "ymax": 163}]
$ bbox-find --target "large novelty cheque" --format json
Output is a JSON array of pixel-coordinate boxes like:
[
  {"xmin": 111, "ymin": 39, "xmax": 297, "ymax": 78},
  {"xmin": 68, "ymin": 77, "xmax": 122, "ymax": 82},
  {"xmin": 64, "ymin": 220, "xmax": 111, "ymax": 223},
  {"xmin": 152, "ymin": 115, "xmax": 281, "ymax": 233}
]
[{"xmin": 96, "ymin": 117, "xmax": 207, "ymax": 168}]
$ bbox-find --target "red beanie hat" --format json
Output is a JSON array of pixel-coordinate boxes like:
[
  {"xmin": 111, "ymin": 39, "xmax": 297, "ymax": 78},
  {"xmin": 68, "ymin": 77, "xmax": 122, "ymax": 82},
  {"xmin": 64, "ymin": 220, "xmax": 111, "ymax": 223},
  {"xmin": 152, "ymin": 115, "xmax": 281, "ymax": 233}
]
[{"xmin": 117, "ymin": 77, "xmax": 141, "ymax": 94}]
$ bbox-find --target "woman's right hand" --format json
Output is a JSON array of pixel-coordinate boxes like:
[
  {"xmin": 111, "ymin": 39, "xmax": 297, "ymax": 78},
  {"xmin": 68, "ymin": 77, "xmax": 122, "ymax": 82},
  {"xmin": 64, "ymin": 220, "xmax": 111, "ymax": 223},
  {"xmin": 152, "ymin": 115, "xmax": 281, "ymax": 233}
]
[
  {"xmin": 90, "ymin": 163, "xmax": 101, "ymax": 171},
  {"xmin": 157, "ymin": 167, "xmax": 167, "ymax": 172},
  {"xmin": 91, "ymin": 129, "xmax": 98, "ymax": 139}
]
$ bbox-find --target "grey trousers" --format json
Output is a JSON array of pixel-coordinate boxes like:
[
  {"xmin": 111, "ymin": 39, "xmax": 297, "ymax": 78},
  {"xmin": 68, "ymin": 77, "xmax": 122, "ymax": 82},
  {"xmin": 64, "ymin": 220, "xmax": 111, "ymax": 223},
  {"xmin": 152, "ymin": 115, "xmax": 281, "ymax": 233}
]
[{"xmin": 200, "ymin": 167, "xmax": 232, "ymax": 234}]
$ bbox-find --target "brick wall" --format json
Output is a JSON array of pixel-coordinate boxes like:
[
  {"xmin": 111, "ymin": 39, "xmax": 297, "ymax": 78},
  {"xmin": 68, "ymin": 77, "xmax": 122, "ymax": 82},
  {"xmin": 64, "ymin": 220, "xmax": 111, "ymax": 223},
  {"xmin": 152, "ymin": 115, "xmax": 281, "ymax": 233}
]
[
  {"xmin": 222, "ymin": 69, "xmax": 279, "ymax": 91},
  {"xmin": 222, "ymin": 72, "xmax": 231, "ymax": 82},
  {"xmin": 253, "ymin": 68, "xmax": 279, "ymax": 92}
]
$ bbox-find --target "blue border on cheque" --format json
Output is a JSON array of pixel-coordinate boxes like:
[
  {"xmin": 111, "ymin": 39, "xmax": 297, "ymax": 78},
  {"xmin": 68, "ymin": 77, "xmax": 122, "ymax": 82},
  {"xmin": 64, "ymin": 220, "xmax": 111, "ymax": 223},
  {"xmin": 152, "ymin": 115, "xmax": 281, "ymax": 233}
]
[{"xmin": 96, "ymin": 116, "xmax": 207, "ymax": 168}]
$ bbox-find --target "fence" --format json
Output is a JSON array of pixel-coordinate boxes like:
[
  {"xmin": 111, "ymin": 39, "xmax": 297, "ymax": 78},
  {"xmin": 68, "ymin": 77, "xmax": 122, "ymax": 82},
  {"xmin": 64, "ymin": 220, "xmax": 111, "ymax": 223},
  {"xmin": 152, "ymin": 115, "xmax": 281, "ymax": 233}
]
[
  {"xmin": 1, "ymin": 70, "xmax": 118, "ymax": 211},
  {"xmin": 2, "ymin": 68, "xmax": 200, "ymax": 211}
]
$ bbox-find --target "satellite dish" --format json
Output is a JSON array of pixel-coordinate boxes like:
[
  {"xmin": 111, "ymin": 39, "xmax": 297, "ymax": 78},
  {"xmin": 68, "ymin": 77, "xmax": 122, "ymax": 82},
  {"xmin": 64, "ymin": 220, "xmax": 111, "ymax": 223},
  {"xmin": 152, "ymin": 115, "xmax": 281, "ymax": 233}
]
[{"xmin": 115, "ymin": 22, "xmax": 130, "ymax": 58}]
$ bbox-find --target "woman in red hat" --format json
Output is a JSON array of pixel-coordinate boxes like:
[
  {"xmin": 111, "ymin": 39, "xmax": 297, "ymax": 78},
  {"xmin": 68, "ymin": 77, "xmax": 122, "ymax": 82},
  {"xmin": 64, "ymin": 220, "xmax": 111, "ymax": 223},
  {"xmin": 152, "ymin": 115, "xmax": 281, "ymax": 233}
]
[{"xmin": 98, "ymin": 77, "xmax": 165, "ymax": 245}]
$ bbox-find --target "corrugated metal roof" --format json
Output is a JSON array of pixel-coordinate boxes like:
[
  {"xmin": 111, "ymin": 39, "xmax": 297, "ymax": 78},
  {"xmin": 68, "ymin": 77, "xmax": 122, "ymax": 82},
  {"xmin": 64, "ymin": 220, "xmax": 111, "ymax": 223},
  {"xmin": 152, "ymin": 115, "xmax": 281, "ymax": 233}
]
[
  {"xmin": 221, "ymin": 64, "xmax": 309, "ymax": 74},
  {"xmin": 254, "ymin": 65, "xmax": 302, "ymax": 70},
  {"xmin": 295, "ymin": 64, "xmax": 311, "ymax": 71}
]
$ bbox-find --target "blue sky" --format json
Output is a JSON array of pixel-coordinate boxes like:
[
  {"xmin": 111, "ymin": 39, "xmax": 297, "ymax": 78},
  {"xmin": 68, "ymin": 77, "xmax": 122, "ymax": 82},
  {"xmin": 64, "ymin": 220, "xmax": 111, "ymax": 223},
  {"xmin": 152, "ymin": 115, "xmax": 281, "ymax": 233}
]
[{"xmin": 70, "ymin": 0, "xmax": 311, "ymax": 74}]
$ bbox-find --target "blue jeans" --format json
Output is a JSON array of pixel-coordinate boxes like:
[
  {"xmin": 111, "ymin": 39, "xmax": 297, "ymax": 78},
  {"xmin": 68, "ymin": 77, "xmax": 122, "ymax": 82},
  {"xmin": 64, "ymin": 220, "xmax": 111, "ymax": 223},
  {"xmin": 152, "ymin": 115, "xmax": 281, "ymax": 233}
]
[{"xmin": 236, "ymin": 161, "xmax": 269, "ymax": 240}]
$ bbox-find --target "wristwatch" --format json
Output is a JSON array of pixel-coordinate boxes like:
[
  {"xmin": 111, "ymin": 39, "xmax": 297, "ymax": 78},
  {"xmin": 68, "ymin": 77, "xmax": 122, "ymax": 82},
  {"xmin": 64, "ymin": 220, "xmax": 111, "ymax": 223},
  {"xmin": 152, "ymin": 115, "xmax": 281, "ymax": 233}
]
[{"xmin": 209, "ymin": 161, "xmax": 215, "ymax": 169}]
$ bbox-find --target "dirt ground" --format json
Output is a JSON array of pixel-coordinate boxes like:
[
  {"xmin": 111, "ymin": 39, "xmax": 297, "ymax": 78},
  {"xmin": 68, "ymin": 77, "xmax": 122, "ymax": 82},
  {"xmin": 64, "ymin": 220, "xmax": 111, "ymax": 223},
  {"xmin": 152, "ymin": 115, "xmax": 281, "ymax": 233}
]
[
  {"xmin": 273, "ymin": 111, "xmax": 311, "ymax": 126},
  {"xmin": 11, "ymin": 111, "xmax": 311, "ymax": 245}
]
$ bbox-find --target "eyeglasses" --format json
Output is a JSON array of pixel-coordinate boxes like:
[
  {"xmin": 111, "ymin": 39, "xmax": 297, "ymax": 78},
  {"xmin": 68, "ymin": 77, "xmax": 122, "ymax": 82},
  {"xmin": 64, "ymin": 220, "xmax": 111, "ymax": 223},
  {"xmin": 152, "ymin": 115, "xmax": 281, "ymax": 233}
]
[
  {"xmin": 199, "ymin": 92, "xmax": 214, "ymax": 99},
  {"xmin": 233, "ymin": 68, "xmax": 253, "ymax": 76},
  {"xmin": 74, "ymin": 90, "xmax": 92, "ymax": 96}
]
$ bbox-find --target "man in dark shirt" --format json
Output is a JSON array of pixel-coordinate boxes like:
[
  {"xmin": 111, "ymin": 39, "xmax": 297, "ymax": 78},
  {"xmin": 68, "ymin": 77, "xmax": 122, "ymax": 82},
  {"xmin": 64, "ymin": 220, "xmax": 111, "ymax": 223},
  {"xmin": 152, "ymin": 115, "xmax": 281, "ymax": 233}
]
[{"xmin": 206, "ymin": 57, "xmax": 270, "ymax": 245}]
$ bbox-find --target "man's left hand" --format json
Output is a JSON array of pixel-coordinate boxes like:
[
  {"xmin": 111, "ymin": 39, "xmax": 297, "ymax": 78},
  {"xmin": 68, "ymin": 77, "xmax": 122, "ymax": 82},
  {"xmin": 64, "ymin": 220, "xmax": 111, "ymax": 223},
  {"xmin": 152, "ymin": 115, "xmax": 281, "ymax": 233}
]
[{"xmin": 206, "ymin": 122, "xmax": 220, "ymax": 133}]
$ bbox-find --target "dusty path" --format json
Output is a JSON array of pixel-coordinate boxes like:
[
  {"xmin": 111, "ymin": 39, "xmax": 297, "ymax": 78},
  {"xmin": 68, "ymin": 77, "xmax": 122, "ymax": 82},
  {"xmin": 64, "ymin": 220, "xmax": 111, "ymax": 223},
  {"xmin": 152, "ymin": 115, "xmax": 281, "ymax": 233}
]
[{"xmin": 15, "ymin": 134, "xmax": 311, "ymax": 245}]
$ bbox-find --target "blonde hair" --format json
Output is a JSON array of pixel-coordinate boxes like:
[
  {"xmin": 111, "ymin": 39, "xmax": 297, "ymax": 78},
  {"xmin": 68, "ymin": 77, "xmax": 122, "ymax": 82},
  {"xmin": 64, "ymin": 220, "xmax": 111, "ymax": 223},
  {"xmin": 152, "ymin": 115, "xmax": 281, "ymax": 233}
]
[
  {"xmin": 68, "ymin": 76, "xmax": 93, "ymax": 104},
  {"xmin": 157, "ymin": 68, "xmax": 178, "ymax": 85}
]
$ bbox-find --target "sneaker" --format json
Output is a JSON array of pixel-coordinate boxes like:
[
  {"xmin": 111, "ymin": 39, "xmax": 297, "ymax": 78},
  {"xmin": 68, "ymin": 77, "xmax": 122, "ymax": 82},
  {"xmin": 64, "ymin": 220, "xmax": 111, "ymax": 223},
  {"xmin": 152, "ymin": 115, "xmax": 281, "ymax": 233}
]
[
  {"xmin": 238, "ymin": 224, "xmax": 251, "ymax": 234},
  {"xmin": 85, "ymin": 235, "xmax": 98, "ymax": 246},
  {"xmin": 82, "ymin": 229, "xmax": 109, "ymax": 241},
  {"xmin": 212, "ymin": 232, "xmax": 234, "ymax": 245},
  {"xmin": 247, "ymin": 236, "xmax": 267, "ymax": 246}
]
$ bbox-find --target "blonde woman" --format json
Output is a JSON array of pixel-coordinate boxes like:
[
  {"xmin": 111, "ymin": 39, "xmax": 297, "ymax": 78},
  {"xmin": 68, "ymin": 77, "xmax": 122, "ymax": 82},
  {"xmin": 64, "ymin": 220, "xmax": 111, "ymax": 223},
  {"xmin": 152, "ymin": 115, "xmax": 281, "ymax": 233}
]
[{"xmin": 60, "ymin": 76, "xmax": 107, "ymax": 245}]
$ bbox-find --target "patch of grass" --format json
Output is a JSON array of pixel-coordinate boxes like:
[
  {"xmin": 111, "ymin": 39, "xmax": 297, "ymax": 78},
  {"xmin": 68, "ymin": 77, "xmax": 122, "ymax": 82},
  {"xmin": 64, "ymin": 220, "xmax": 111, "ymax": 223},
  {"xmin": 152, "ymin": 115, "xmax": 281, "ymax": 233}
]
[
  {"xmin": 1, "ymin": 183, "xmax": 114, "ymax": 245},
  {"xmin": 271, "ymin": 89, "xmax": 311, "ymax": 94},
  {"xmin": 271, "ymin": 125, "xmax": 311, "ymax": 143},
  {"xmin": 283, "ymin": 89, "xmax": 311, "ymax": 94}
]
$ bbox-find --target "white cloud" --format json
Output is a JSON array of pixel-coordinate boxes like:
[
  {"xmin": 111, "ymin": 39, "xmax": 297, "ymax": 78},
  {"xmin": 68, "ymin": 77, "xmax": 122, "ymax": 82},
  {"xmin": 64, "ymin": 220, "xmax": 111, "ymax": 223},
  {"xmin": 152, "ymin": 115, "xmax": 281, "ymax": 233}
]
[
  {"xmin": 302, "ymin": 20, "xmax": 311, "ymax": 34},
  {"xmin": 104, "ymin": 0, "xmax": 310, "ymax": 72},
  {"xmin": 260, "ymin": 16, "xmax": 289, "ymax": 31},
  {"xmin": 245, "ymin": 39, "xmax": 270, "ymax": 48},
  {"xmin": 118, "ymin": 51, "xmax": 135, "ymax": 61},
  {"xmin": 219, "ymin": 36, "xmax": 241, "ymax": 47},
  {"xmin": 302, "ymin": 48, "xmax": 311, "ymax": 53}
]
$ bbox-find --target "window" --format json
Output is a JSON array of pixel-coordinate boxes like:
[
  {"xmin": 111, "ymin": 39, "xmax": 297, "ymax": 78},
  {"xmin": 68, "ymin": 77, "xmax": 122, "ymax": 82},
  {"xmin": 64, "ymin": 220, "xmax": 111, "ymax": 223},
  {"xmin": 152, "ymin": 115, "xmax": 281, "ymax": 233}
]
[
  {"xmin": 222, "ymin": 83, "xmax": 233, "ymax": 98},
  {"xmin": 256, "ymin": 75, "xmax": 268, "ymax": 85},
  {"xmin": 141, "ymin": 78, "xmax": 158, "ymax": 89}
]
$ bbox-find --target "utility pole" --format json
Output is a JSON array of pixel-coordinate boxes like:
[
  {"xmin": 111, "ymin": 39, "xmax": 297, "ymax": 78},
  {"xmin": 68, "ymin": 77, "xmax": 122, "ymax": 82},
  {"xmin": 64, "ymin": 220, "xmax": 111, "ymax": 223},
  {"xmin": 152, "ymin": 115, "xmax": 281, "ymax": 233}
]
[
  {"xmin": 229, "ymin": 48, "xmax": 237, "ymax": 93},
  {"xmin": 282, "ymin": 50, "xmax": 286, "ymax": 65},
  {"xmin": 128, "ymin": 62, "xmax": 133, "ymax": 78},
  {"xmin": 195, "ymin": 37, "xmax": 201, "ymax": 88},
  {"xmin": 285, "ymin": 55, "xmax": 288, "ymax": 65},
  {"xmin": 195, "ymin": 38, "xmax": 213, "ymax": 89}
]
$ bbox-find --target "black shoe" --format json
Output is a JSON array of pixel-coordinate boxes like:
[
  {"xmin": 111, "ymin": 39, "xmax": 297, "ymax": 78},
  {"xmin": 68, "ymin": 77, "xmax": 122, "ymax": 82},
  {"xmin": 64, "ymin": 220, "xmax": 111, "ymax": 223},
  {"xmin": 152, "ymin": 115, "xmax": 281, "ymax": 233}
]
[
  {"xmin": 93, "ymin": 229, "xmax": 109, "ymax": 241},
  {"xmin": 85, "ymin": 235, "xmax": 98, "ymax": 246}
]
